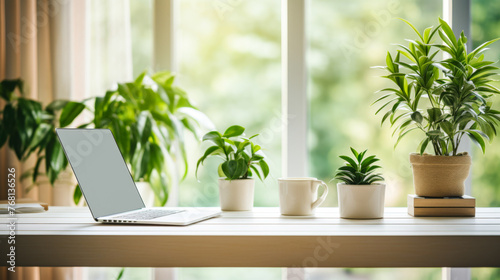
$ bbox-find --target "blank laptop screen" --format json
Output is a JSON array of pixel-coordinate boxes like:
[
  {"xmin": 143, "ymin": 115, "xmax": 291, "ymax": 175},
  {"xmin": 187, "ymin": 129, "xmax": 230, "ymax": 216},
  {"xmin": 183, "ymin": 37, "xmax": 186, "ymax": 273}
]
[{"xmin": 56, "ymin": 129, "xmax": 145, "ymax": 218}]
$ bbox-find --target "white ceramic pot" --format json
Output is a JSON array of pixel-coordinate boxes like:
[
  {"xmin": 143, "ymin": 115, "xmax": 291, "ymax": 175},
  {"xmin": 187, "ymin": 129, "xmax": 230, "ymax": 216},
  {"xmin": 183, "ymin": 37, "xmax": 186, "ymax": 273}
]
[
  {"xmin": 51, "ymin": 168, "xmax": 78, "ymax": 206},
  {"xmin": 218, "ymin": 178, "xmax": 255, "ymax": 211},
  {"xmin": 135, "ymin": 181, "xmax": 155, "ymax": 207},
  {"xmin": 337, "ymin": 183, "xmax": 386, "ymax": 219}
]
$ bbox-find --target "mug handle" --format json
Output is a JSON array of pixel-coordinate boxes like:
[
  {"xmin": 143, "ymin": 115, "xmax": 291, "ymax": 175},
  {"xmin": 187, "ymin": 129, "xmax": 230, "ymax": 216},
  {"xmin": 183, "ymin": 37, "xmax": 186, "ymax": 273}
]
[{"xmin": 311, "ymin": 180, "xmax": 328, "ymax": 209}]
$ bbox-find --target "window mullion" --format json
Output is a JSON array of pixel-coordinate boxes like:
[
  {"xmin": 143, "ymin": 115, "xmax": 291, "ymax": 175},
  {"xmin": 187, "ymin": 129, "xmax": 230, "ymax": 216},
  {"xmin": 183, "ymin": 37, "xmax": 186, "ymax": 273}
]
[
  {"xmin": 442, "ymin": 3, "xmax": 472, "ymax": 280},
  {"xmin": 282, "ymin": 0, "xmax": 308, "ymax": 278},
  {"xmin": 153, "ymin": 0, "xmax": 179, "ymax": 209},
  {"xmin": 282, "ymin": 0, "xmax": 308, "ymax": 179},
  {"xmin": 443, "ymin": 0, "xmax": 472, "ymax": 196}
]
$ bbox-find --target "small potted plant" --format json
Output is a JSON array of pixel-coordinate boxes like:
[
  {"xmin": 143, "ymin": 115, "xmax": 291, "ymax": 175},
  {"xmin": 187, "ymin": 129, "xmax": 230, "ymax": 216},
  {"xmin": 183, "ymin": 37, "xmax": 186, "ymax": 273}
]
[
  {"xmin": 334, "ymin": 148, "xmax": 385, "ymax": 219},
  {"xmin": 196, "ymin": 125, "xmax": 270, "ymax": 211},
  {"xmin": 374, "ymin": 18, "xmax": 500, "ymax": 197}
]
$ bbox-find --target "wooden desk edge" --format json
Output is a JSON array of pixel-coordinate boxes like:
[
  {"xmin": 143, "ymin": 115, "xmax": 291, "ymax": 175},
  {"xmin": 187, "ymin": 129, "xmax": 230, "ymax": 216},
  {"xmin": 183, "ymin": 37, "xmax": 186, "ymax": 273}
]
[{"xmin": 1, "ymin": 235, "xmax": 499, "ymax": 268}]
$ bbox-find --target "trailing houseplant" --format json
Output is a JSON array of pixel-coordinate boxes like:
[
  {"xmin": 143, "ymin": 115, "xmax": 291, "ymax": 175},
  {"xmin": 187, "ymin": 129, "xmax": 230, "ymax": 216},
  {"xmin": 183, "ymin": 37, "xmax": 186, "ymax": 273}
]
[
  {"xmin": 333, "ymin": 147, "xmax": 385, "ymax": 219},
  {"xmin": 73, "ymin": 71, "xmax": 213, "ymax": 206},
  {"xmin": 0, "ymin": 78, "xmax": 85, "ymax": 192},
  {"xmin": 374, "ymin": 18, "xmax": 500, "ymax": 196},
  {"xmin": 196, "ymin": 125, "xmax": 269, "ymax": 211}
]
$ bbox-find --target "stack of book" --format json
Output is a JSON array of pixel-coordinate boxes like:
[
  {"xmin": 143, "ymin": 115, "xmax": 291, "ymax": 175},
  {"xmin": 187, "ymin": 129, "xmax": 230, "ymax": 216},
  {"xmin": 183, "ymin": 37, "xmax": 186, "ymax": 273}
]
[{"xmin": 407, "ymin": 194, "xmax": 476, "ymax": 217}]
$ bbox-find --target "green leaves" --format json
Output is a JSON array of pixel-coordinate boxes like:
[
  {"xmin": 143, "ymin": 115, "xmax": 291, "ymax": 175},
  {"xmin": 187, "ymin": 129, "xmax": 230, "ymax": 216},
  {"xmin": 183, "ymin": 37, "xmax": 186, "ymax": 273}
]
[
  {"xmin": 0, "ymin": 79, "xmax": 89, "ymax": 191},
  {"xmin": 196, "ymin": 145, "xmax": 222, "ymax": 178},
  {"xmin": 411, "ymin": 111, "xmax": 423, "ymax": 124},
  {"xmin": 0, "ymin": 79, "xmax": 23, "ymax": 101},
  {"xmin": 46, "ymin": 100, "xmax": 69, "ymax": 113},
  {"xmin": 136, "ymin": 112, "xmax": 153, "ymax": 145},
  {"xmin": 339, "ymin": 155, "xmax": 357, "ymax": 170},
  {"xmin": 427, "ymin": 108, "xmax": 442, "ymax": 123},
  {"xmin": 259, "ymin": 159, "xmax": 269, "ymax": 178},
  {"xmin": 202, "ymin": 131, "xmax": 223, "ymax": 146},
  {"xmin": 374, "ymin": 17, "xmax": 500, "ymax": 156},
  {"xmin": 0, "ymin": 123, "xmax": 7, "ymax": 148},
  {"xmin": 466, "ymin": 130, "xmax": 487, "ymax": 154},
  {"xmin": 221, "ymin": 159, "xmax": 247, "ymax": 180},
  {"xmin": 418, "ymin": 138, "xmax": 430, "ymax": 155},
  {"xmin": 440, "ymin": 120, "xmax": 454, "ymax": 137},
  {"xmin": 438, "ymin": 18, "xmax": 457, "ymax": 48},
  {"xmin": 73, "ymin": 185, "xmax": 83, "ymax": 205},
  {"xmin": 198, "ymin": 125, "xmax": 270, "ymax": 182},
  {"xmin": 333, "ymin": 148, "xmax": 384, "ymax": 185},
  {"xmin": 60, "ymin": 101, "xmax": 85, "ymax": 127},
  {"xmin": 223, "ymin": 125, "xmax": 245, "ymax": 137},
  {"xmin": 44, "ymin": 135, "xmax": 68, "ymax": 184}
]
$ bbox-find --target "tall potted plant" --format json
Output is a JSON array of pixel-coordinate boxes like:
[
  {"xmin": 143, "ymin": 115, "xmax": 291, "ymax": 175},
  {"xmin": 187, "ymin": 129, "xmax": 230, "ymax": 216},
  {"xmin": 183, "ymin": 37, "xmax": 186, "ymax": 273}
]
[
  {"xmin": 0, "ymin": 79, "xmax": 85, "ymax": 201},
  {"xmin": 374, "ymin": 18, "xmax": 500, "ymax": 197},
  {"xmin": 73, "ymin": 71, "xmax": 213, "ymax": 206},
  {"xmin": 196, "ymin": 125, "xmax": 270, "ymax": 211}
]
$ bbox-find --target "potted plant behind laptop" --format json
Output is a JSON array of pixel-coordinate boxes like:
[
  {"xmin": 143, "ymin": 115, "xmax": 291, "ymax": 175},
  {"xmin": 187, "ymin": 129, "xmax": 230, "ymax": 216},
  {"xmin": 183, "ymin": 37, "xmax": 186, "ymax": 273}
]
[
  {"xmin": 196, "ymin": 125, "xmax": 270, "ymax": 211},
  {"xmin": 73, "ymin": 71, "xmax": 214, "ymax": 206},
  {"xmin": 0, "ymin": 78, "xmax": 85, "ymax": 205}
]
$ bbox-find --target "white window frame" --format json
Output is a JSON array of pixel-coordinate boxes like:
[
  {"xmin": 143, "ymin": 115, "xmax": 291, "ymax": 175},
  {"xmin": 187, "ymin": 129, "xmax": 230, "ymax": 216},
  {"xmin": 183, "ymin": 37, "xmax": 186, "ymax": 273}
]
[
  {"xmin": 152, "ymin": 1, "xmax": 179, "ymax": 279},
  {"xmin": 282, "ymin": 0, "xmax": 308, "ymax": 178},
  {"xmin": 153, "ymin": 0, "xmax": 179, "ymax": 208}
]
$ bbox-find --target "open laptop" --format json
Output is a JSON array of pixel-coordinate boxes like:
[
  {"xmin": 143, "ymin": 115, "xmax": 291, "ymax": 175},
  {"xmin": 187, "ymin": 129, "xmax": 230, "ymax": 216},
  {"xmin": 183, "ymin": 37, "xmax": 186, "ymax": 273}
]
[{"xmin": 56, "ymin": 128, "xmax": 220, "ymax": 226}]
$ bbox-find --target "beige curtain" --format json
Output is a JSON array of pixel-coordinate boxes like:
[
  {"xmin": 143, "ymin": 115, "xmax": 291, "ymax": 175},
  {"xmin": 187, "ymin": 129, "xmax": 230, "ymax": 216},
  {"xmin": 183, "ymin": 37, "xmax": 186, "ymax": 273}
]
[
  {"xmin": 1, "ymin": 0, "xmax": 87, "ymax": 279},
  {"xmin": 1, "ymin": 0, "xmax": 134, "ymax": 279},
  {"xmin": 0, "ymin": 0, "xmax": 88, "ymax": 200}
]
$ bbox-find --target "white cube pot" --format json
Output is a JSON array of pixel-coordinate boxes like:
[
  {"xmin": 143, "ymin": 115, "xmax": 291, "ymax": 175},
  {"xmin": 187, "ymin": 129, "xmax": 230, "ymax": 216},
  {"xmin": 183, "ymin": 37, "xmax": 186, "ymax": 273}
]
[
  {"xmin": 337, "ymin": 183, "xmax": 386, "ymax": 219},
  {"xmin": 218, "ymin": 178, "xmax": 255, "ymax": 211}
]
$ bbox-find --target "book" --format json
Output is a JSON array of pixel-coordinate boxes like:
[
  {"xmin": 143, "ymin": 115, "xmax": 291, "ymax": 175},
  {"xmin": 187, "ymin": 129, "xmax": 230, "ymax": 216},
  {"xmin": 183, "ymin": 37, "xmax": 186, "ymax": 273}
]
[
  {"xmin": 0, "ymin": 198, "xmax": 48, "ymax": 214},
  {"xmin": 408, "ymin": 206, "xmax": 475, "ymax": 217},
  {"xmin": 407, "ymin": 194, "xmax": 475, "ymax": 208},
  {"xmin": 0, "ymin": 203, "xmax": 45, "ymax": 214}
]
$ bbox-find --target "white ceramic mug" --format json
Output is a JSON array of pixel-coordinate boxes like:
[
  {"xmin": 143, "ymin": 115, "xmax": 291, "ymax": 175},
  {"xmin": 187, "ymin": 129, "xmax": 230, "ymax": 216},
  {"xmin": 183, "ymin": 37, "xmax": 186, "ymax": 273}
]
[{"xmin": 278, "ymin": 177, "xmax": 329, "ymax": 216}]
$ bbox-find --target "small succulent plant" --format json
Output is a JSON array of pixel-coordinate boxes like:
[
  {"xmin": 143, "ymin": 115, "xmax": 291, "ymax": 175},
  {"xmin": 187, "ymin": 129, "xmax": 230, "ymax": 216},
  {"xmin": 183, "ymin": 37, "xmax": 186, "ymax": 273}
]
[{"xmin": 333, "ymin": 147, "xmax": 384, "ymax": 185}]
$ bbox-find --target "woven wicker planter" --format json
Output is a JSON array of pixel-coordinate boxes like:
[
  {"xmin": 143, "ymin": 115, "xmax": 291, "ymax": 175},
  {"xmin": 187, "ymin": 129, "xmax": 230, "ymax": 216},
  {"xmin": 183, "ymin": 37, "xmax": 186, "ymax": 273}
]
[{"xmin": 409, "ymin": 153, "xmax": 472, "ymax": 197}]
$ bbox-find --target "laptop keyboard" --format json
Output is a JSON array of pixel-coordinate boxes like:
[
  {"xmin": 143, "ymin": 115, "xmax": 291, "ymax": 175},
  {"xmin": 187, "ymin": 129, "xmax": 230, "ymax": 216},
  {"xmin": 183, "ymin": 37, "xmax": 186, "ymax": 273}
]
[{"xmin": 112, "ymin": 209, "xmax": 184, "ymax": 221}]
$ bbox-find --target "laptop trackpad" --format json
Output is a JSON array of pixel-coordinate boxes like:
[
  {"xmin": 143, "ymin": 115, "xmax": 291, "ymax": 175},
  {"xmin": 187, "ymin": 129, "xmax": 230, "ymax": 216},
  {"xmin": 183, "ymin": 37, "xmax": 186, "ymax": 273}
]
[{"xmin": 154, "ymin": 208, "xmax": 220, "ymax": 224}]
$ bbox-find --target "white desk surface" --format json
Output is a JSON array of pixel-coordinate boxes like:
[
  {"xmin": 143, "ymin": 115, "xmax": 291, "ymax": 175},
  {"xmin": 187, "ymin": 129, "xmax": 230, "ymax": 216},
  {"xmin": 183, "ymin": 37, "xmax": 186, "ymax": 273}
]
[{"xmin": 1, "ymin": 207, "xmax": 499, "ymax": 267}]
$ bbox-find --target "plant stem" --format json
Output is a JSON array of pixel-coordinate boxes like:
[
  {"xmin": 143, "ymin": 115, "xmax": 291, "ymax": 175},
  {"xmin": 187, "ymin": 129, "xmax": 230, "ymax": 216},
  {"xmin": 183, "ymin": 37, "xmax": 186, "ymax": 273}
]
[
  {"xmin": 243, "ymin": 160, "xmax": 252, "ymax": 179},
  {"xmin": 432, "ymin": 139, "xmax": 442, "ymax": 155}
]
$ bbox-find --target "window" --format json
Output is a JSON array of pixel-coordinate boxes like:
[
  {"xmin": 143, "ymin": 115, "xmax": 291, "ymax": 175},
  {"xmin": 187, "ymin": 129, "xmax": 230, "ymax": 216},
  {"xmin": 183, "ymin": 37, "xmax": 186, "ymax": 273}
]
[
  {"xmin": 305, "ymin": 0, "xmax": 442, "ymax": 278},
  {"xmin": 471, "ymin": 0, "xmax": 500, "ymax": 208},
  {"xmin": 470, "ymin": 1, "xmax": 500, "ymax": 279},
  {"xmin": 84, "ymin": 0, "xmax": 499, "ymax": 279},
  {"xmin": 176, "ymin": 0, "xmax": 282, "ymax": 279},
  {"xmin": 308, "ymin": 0, "xmax": 443, "ymax": 208},
  {"xmin": 176, "ymin": 0, "xmax": 282, "ymax": 209}
]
